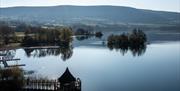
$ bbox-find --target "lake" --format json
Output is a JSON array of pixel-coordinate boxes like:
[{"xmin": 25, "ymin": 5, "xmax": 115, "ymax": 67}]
[
  {"xmin": 1, "ymin": 41, "xmax": 179, "ymax": 91},
  {"xmin": 0, "ymin": 31, "xmax": 180, "ymax": 91}
]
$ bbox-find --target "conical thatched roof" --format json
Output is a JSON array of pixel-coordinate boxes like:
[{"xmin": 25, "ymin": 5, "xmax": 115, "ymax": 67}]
[{"xmin": 58, "ymin": 68, "xmax": 76, "ymax": 84}]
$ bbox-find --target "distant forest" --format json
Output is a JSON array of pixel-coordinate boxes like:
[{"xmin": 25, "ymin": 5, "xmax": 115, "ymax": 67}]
[{"xmin": 0, "ymin": 23, "xmax": 103, "ymax": 47}]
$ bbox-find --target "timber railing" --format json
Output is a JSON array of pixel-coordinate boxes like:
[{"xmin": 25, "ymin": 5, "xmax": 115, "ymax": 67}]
[{"xmin": 23, "ymin": 79, "xmax": 60, "ymax": 90}]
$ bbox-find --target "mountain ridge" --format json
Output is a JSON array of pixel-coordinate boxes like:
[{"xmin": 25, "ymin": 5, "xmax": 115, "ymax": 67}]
[
  {"xmin": 1, "ymin": 5, "xmax": 179, "ymax": 13},
  {"xmin": 0, "ymin": 5, "xmax": 180, "ymax": 25}
]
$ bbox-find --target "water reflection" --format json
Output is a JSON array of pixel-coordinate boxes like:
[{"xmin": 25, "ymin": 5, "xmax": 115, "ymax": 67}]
[
  {"xmin": 24, "ymin": 45, "xmax": 73, "ymax": 61},
  {"xmin": 108, "ymin": 43, "xmax": 147, "ymax": 56},
  {"xmin": 129, "ymin": 44, "xmax": 147, "ymax": 56}
]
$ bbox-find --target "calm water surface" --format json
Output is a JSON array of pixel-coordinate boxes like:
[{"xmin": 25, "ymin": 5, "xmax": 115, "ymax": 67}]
[{"xmin": 3, "ymin": 41, "xmax": 180, "ymax": 91}]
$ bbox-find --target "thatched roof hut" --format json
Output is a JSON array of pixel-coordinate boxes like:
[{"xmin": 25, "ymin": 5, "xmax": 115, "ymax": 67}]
[{"xmin": 58, "ymin": 68, "xmax": 76, "ymax": 84}]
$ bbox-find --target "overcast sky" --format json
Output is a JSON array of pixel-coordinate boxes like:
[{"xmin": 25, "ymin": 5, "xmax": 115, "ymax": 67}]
[{"xmin": 0, "ymin": 0, "xmax": 180, "ymax": 12}]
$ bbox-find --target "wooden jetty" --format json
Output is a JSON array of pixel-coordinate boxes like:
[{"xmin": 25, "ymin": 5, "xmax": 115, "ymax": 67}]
[{"xmin": 0, "ymin": 55, "xmax": 25, "ymax": 68}]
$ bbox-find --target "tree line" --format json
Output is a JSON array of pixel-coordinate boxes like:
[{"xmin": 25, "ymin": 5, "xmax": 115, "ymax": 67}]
[
  {"xmin": 0, "ymin": 25, "xmax": 16, "ymax": 46},
  {"xmin": 22, "ymin": 27, "xmax": 73, "ymax": 47},
  {"xmin": 0, "ymin": 24, "xmax": 74, "ymax": 47},
  {"xmin": 75, "ymin": 28, "xmax": 103, "ymax": 38},
  {"xmin": 0, "ymin": 24, "xmax": 104, "ymax": 47}
]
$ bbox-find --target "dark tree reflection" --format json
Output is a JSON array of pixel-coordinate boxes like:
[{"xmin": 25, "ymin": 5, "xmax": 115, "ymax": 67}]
[
  {"xmin": 129, "ymin": 43, "xmax": 147, "ymax": 56},
  {"xmin": 59, "ymin": 46, "xmax": 73, "ymax": 61},
  {"xmin": 23, "ymin": 48, "xmax": 34, "ymax": 58},
  {"xmin": 108, "ymin": 43, "xmax": 128, "ymax": 56},
  {"xmin": 24, "ymin": 45, "xmax": 73, "ymax": 61},
  {"xmin": 24, "ymin": 48, "xmax": 61, "ymax": 57},
  {"xmin": 108, "ymin": 43, "xmax": 146, "ymax": 56}
]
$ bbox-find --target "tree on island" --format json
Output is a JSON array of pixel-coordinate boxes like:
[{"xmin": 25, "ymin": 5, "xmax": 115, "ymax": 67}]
[
  {"xmin": 107, "ymin": 29, "xmax": 147, "ymax": 56},
  {"xmin": 95, "ymin": 31, "xmax": 103, "ymax": 39}
]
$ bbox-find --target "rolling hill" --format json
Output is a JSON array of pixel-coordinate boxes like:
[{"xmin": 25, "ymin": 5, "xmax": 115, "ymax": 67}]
[{"xmin": 0, "ymin": 5, "xmax": 180, "ymax": 25}]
